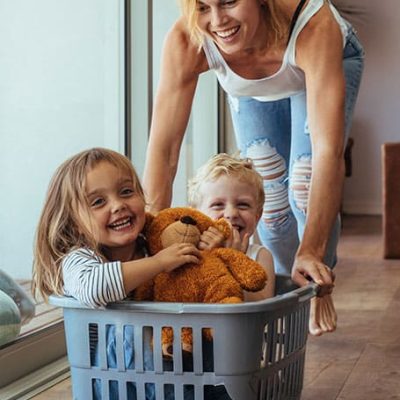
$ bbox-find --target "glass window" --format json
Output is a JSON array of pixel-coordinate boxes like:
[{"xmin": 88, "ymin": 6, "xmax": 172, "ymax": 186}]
[{"xmin": 0, "ymin": 0, "xmax": 126, "ymax": 387}]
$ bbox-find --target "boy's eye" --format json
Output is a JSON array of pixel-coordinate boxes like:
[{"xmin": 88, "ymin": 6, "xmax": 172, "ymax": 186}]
[
  {"xmin": 210, "ymin": 203, "xmax": 224, "ymax": 210},
  {"xmin": 237, "ymin": 203, "xmax": 250, "ymax": 209}
]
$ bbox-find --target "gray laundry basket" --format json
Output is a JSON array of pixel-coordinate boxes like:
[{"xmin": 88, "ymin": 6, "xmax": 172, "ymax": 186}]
[{"xmin": 50, "ymin": 282, "xmax": 316, "ymax": 400}]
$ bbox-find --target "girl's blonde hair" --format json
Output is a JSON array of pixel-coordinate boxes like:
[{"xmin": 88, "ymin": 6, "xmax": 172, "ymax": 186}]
[
  {"xmin": 32, "ymin": 147, "xmax": 144, "ymax": 300},
  {"xmin": 188, "ymin": 153, "xmax": 265, "ymax": 214},
  {"xmin": 178, "ymin": 0, "xmax": 289, "ymax": 48}
]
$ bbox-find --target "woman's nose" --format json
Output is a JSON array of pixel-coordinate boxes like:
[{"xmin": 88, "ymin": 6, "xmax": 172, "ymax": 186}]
[{"xmin": 210, "ymin": 8, "xmax": 227, "ymax": 27}]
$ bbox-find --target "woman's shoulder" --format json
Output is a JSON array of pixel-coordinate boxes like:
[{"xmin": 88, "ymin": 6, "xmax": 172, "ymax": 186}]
[
  {"xmin": 298, "ymin": 2, "xmax": 343, "ymax": 45},
  {"xmin": 163, "ymin": 17, "xmax": 209, "ymax": 75},
  {"xmin": 295, "ymin": 3, "xmax": 344, "ymax": 67}
]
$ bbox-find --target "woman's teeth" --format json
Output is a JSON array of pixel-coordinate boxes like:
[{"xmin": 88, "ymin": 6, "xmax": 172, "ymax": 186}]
[{"xmin": 216, "ymin": 26, "xmax": 239, "ymax": 39}]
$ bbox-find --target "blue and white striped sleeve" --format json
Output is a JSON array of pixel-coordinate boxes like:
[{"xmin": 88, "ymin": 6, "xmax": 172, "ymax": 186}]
[{"xmin": 62, "ymin": 248, "xmax": 127, "ymax": 308}]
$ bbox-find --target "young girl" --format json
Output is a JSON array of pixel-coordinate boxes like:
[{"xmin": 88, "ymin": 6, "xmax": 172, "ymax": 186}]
[
  {"xmin": 188, "ymin": 153, "xmax": 276, "ymax": 300},
  {"xmin": 32, "ymin": 147, "xmax": 201, "ymax": 400},
  {"xmin": 32, "ymin": 147, "xmax": 200, "ymax": 307}
]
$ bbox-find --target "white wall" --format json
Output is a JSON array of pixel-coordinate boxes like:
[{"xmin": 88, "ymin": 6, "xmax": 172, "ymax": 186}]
[
  {"xmin": 341, "ymin": 0, "xmax": 399, "ymax": 215},
  {"xmin": 0, "ymin": 0, "xmax": 125, "ymax": 278}
]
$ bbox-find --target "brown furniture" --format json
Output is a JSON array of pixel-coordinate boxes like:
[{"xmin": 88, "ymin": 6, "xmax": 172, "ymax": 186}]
[{"xmin": 382, "ymin": 142, "xmax": 400, "ymax": 258}]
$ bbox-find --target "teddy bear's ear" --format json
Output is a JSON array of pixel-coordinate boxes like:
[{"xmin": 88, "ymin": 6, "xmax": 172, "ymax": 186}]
[
  {"xmin": 215, "ymin": 218, "xmax": 231, "ymax": 240},
  {"xmin": 144, "ymin": 212, "xmax": 155, "ymax": 233}
]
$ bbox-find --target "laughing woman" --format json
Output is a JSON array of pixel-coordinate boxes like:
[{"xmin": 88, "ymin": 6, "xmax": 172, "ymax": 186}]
[{"xmin": 143, "ymin": 0, "xmax": 364, "ymax": 335}]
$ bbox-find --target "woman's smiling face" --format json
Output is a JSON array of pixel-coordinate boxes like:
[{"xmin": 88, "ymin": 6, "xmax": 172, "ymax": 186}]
[{"xmin": 195, "ymin": 0, "xmax": 266, "ymax": 54}]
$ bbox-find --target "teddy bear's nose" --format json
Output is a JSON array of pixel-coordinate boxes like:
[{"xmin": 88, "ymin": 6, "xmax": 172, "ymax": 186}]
[{"xmin": 180, "ymin": 216, "xmax": 197, "ymax": 226}]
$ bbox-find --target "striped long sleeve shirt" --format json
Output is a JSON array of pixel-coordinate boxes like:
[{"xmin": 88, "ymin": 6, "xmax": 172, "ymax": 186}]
[{"xmin": 62, "ymin": 248, "xmax": 127, "ymax": 308}]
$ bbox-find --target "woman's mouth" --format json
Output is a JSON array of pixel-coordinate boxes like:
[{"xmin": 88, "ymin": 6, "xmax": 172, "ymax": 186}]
[
  {"xmin": 108, "ymin": 217, "xmax": 133, "ymax": 231},
  {"xmin": 214, "ymin": 26, "xmax": 240, "ymax": 42}
]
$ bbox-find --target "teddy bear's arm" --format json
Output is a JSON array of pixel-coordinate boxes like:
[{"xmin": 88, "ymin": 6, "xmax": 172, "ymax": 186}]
[
  {"xmin": 131, "ymin": 279, "xmax": 155, "ymax": 301},
  {"xmin": 212, "ymin": 248, "xmax": 267, "ymax": 292}
]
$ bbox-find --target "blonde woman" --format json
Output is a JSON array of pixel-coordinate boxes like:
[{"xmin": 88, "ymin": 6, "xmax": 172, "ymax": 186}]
[{"xmin": 144, "ymin": 0, "xmax": 364, "ymax": 335}]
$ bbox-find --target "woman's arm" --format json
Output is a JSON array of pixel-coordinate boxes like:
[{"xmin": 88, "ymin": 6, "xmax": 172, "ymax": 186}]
[
  {"xmin": 143, "ymin": 19, "xmax": 209, "ymax": 212},
  {"xmin": 292, "ymin": 6, "xmax": 345, "ymax": 289}
]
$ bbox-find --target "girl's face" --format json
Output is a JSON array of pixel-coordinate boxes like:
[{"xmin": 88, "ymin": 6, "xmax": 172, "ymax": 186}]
[
  {"xmin": 197, "ymin": 175, "xmax": 261, "ymax": 240},
  {"xmin": 195, "ymin": 0, "xmax": 265, "ymax": 54},
  {"xmin": 85, "ymin": 161, "xmax": 145, "ymax": 260}
]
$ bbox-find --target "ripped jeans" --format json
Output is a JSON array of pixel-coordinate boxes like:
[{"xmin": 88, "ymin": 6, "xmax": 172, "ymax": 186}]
[{"xmin": 229, "ymin": 26, "xmax": 364, "ymax": 276}]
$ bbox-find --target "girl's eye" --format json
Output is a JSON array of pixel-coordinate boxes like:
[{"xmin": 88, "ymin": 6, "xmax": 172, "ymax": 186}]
[
  {"xmin": 210, "ymin": 203, "xmax": 224, "ymax": 210},
  {"xmin": 238, "ymin": 203, "xmax": 250, "ymax": 209},
  {"xmin": 90, "ymin": 198, "xmax": 105, "ymax": 208},
  {"xmin": 121, "ymin": 187, "xmax": 134, "ymax": 196}
]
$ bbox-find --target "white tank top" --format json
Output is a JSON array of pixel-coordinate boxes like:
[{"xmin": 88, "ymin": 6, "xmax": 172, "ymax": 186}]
[
  {"xmin": 246, "ymin": 243, "xmax": 264, "ymax": 261},
  {"xmin": 202, "ymin": 0, "xmax": 349, "ymax": 102}
]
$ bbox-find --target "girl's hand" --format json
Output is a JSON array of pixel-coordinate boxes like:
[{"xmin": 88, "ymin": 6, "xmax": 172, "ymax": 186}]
[
  {"xmin": 155, "ymin": 243, "xmax": 201, "ymax": 272},
  {"xmin": 225, "ymin": 228, "xmax": 250, "ymax": 254},
  {"xmin": 198, "ymin": 226, "xmax": 225, "ymax": 250},
  {"xmin": 291, "ymin": 254, "xmax": 335, "ymax": 296}
]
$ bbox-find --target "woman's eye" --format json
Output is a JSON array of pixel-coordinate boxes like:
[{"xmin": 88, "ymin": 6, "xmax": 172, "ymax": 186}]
[
  {"xmin": 196, "ymin": 2, "xmax": 208, "ymax": 12},
  {"xmin": 222, "ymin": 0, "xmax": 236, "ymax": 6}
]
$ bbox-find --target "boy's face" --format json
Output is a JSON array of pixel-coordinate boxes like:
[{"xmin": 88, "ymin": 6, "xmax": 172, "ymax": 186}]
[
  {"xmin": 85, "ymin": 161, "xmax": 146, "ymax": 260},
  {"xmin": 197, "ymin": 175, "xmax": 262, "ymax": 241}
]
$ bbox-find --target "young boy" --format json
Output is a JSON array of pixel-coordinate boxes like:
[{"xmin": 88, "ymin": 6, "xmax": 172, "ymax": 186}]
[{"xmin": 188, "ymin": 153, "xmax": 275, "ymax": 300}]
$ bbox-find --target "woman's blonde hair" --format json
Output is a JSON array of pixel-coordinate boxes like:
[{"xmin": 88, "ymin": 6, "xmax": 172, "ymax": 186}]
[
  {"xmin": 188, "ymin": 153, "xmax": 265, "ymax": 214},
  {"xmin": 32, "ymin": 147, "xmax": 144, "ymax": 301},
  {"xmin": 178, "ymin": 0, "xmax": 289, "ymax": 48}
]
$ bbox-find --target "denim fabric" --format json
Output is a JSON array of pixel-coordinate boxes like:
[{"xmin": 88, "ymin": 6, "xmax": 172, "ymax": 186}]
[
  {"xmin": 92, "ymin": 328, "xmax": 231, "ymax": 400},
  {"xmin": 92, "ymin": 325, "xmax": 155, "ymax": 400},
  {"xmin": 229, "ymin": 27, "xmax": 364, "ymax": 276}
]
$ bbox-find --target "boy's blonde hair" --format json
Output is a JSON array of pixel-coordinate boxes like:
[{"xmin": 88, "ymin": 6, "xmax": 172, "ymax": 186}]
[
  {"xmin": 32, "ymin": 147, "xmax": 144, "ymax": 300},
  {"xmin": 178, "ymin": 0, "xmax": 289, "ymax": 48},
  {"xmin": 188, "ymin": 153, "xmax": 265, "ymax": 214}
]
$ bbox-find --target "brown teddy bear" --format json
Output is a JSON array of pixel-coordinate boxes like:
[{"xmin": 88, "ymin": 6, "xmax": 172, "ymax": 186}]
[{"xmin": 133, "ymin": 207, "xmax": 268, "ymax": 357}]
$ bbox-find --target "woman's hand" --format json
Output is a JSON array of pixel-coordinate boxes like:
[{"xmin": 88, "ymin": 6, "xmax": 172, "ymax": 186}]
[
  {"xmin": 155, "ymin": 243, "xmax": 201, "ymax": 272},
  {"xmin": 291, "ymin": 254, "xmax": 335, "ymax": 296}
]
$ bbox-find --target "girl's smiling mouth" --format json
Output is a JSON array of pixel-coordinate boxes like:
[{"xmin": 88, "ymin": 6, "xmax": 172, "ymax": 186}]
[{"xmin": 108, "ymin": 216, "xmax": 133, "ymax": 231}]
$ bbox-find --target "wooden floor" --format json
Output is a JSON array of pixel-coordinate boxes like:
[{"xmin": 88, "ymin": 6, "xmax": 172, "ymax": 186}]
[{"xmin": 31, "ymin": 215, "xmax": 400, "ymax": 400}]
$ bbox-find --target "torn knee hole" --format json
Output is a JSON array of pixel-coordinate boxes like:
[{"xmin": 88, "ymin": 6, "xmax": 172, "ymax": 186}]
[
  {"xmin": 290, "ymin": 156, "xmax": 312, "ymax": 212},
  {"xmin": 246, "ymin": 140, "xmax": 286, "ymax": 180}
]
